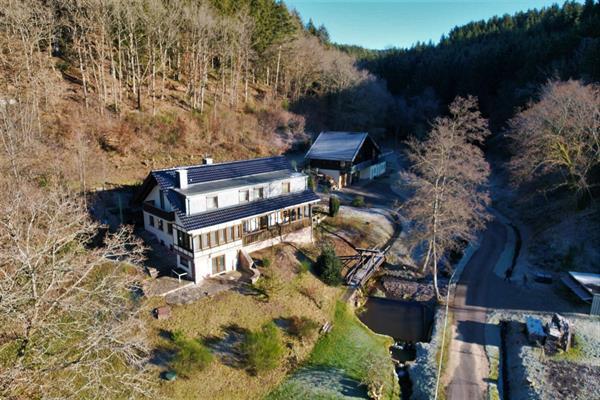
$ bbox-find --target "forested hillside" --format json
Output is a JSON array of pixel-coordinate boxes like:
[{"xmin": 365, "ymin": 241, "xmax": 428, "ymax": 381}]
[
  {"xmin": 0, "ymin": 0, "xmax": 392, "ymax": 187},
  {"xmin": 350, "ymin": 0, "xmax": 600, "ymax": 136},
  {"xmin": 0, "ymin": 1, "xmax": 394, "ymax": 398}
]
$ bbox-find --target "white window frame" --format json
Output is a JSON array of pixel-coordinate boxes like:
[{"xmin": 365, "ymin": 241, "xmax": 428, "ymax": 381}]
[
  {"xmin": 239, "ymin": 189, "xmax": 250, "ymax": 203},
  {"xmin": 206, "ymin": 195, "xmax": 218, "ymax": 210}
]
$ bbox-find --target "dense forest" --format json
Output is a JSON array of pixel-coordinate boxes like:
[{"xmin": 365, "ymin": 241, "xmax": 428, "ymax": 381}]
[{"xmin": 345, "ymin": 0, "xmax": 600, "ymax": 136}]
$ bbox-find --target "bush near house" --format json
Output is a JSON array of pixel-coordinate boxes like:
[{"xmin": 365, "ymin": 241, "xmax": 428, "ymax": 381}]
[
  {"xmin": 288, "ymin": 316, "xmax": 319, "ymax": 341},
  {"xmin": 171, "ymin": 330, "xmax": 213, "ymax": 377},
  {"xmin": 329, "ymin": 196, "xmax": 340, "ymax": 217},
  {"xmin": 242, "ymin": 322, "xmax": 284, "ymax": 373},
  {"xmin": 314, "ymin": 246, "xmax": 343, "ymax": 286},
  {"xmin": 351, "ymin": 195, "xmax": 365, "ymax": 207}
]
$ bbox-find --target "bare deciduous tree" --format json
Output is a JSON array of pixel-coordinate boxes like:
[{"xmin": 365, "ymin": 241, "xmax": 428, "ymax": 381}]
[
  {"xmin": 402, "ymin": 96, "xmax": 491, "ymax": 300},
  {"xmin": 508, "ymin": 80, "xmax": 600, "ymax": 201},
  {"xmin": 0, "ymin": 180, "xmax": 155, "ymax": 399}
]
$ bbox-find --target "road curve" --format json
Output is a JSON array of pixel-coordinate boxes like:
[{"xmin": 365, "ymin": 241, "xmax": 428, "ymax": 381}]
[{"xmin": 446, "ymin": 219, "xmax": 508, "ymax": 400}]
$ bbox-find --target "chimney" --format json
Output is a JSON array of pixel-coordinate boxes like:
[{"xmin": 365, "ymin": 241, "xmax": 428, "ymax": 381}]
[
  {"xmin": 202, "ymin": 157, "xmax": 213, "ymax": 165},
  {"xmin": 176, "ymin": 168, "xmax": 188, "ymax": 189}
]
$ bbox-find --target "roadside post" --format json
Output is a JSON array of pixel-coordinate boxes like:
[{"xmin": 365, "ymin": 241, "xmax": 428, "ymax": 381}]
[{"xmin": 434, "ymin": 267, "xmax": 458, "ymax": 400}]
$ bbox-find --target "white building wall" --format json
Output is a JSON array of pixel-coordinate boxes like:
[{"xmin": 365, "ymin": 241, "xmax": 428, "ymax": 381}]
[
  {"xmin": 146, "ymin": 185, "xmax": 173, "ymax": 211},
  {"xmin": 192, "ymin": 241, "xmax": 242, "ymax": 282},
  {"xmin": 142, "ymin": 211, "xmax": 174, "ymax": 246}
]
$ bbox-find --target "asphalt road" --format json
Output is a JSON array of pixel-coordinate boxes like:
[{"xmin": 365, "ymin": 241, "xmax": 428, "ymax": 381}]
[{"xmin": 446, "ymin": 219, "xmax": 507, "ymax": 400}]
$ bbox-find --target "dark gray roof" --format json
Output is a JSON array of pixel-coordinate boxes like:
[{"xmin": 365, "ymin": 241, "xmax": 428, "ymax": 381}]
[
  {"xmin": 152, "ymin": 156, "xmax": 292, "ymax": 189},
  {"xmin": 305, "ymin": 131, "xmax": 369, "ymax": 162},
  {"xmin": 178, "ymin": 190, "xmax": 320, "ymax": 231}
]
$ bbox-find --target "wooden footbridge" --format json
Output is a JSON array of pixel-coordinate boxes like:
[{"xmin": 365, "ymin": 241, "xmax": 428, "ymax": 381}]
[{"xmin": 341, "ymin": 246, "xmax": 388, "ymax": 287}]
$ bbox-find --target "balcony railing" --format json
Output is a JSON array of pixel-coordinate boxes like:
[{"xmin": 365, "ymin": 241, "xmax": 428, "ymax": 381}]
[
  {"xmin": 143, "ymin": 201, "xmax": 175, "ymax": 221},
  {"xmin": 242, "ymin": 218, "xmax": 311, "ymax": 246}
]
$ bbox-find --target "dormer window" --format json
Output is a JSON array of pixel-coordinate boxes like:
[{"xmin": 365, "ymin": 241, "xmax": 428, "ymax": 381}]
[
  {"xmin": 254, "ymin": 187, "xmax": 264, "ymax": 199},
  {"xmin": 239, "ymin": 189, "xmax": 249, "ymax": 203},
  {"xmin": 282, "ymin": 181, "xmax": 290, "ymax": 194},
  {"xmin": 207, "ymin": 195, "xmax": 218, "ymax": 210}
]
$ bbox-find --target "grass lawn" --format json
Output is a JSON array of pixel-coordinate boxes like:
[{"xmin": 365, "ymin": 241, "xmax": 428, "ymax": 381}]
[
  {"xmin": 266, "ymin": 301, "xmax": 400, "ymax": 400},
  {"xmin": 147, "ymin": 245, "xmax": 341, "ymax": 400}
]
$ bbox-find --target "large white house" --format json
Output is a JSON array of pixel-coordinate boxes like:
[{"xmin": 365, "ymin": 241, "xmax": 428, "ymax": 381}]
[{"xmin": 134, "ymin": 156, "xmax": 320, "ymax": 283}]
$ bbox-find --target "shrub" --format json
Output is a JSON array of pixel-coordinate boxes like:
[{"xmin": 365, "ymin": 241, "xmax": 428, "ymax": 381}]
[
  {"xmin": 242, "ymin": 322, "xmax": 284, "ymax": 373},
  {"xmin": 329, "ymin": 196, "xmax": 340, "ymax": 217},
  {"xmin": 351, "ymin": 195, "xmax": 365, "ymax": 207},
  {"xmin": 288, "ymin": 316, "xmax": 319, "ymax": 341},
  {"xmin": 253, "ymin": 271, "xmax": 282, "ymax": 301},
  {"xmin": 171, "ymin": 330, "xmax": 213, "ymax": 377},
  {"xmin": 298, "ymin": 260, "xmax": 311, "ymax": 274},
  {"xmin": 307, "ymin": 175, "xmax": 316, "ymax": 191},
  {"xmin": 262, "ymin": 257, "xmax": 272, "ymax": 268},
  {"xmin": 314, "ymin": 246, "xmax": 343, "ymax": 286}
]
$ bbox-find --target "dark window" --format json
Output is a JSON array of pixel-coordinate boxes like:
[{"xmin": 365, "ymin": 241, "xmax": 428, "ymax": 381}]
[
  {"xmin": 291, "ymin": 208, "xmax": 297, "ymax": 222},
  {"xmin": 180, "ymin": 257, "xmax": 189, "ymax": 268},
  {"xmin": 283, "ymin": 210, "xmax": 289, "ymax": 223},
  {"xmin": 212, "ymin": 255, "xmax": 226, "ymax": 274},
  {"xmin": 177, "ymin": 229, "xmax": 192, "ymax": 251},
  {"xmin": 259, "ymin": 215, "xmax": 268, "ymax": 230},
  {"xmin": 158, "ymin": 219, "xmax": 164, "ymax": 231},
  {"xmin": 148, "ymin": 215, "xmax": 154, "ymax": 227},
  {"xmin": 167, "ymin": 223, "xmax": 173, "ymax": 234},
  {"xmin": 159, "ymin": 190, "xmax": 165, "ymax": 209}
]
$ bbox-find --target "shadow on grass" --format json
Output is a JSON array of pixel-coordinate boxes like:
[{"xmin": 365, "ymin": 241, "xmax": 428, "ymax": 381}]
[
  {"xmin": 203, "ymin": 324, "xmax": 249, "ymax": 370},
  {"xmin": 268, "ymin": 366, "xmax": 368, "ymax": 399}
]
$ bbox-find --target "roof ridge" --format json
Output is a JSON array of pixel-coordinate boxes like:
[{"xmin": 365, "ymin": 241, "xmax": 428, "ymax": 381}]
[{"xmin": 151, "ymin": 155, "xmax": 287, "ymax": 173}]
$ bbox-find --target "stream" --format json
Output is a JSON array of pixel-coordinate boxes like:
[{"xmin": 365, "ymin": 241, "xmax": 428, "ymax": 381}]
[{"xmin": 358, "ymin": 297, "xmax": 435, "ymax": 399}]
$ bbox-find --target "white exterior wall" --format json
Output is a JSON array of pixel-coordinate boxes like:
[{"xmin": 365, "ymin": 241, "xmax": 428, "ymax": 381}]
[
  {"xmin": 184, "ymin": 175, "xmax": 307, "ymax": 215},
  {"xmin": 142, "ymin": 211, "xmax": 174, "ymax": 246},
  {"xmin": 192, "ymin": 241, "xmax": 242, "ymax": 282},
  {"xmin": 358, "ymin": 161, "xmax": 386, "ymax": 180},
  {"xmin": 146, "ymin": 185, "xmax": 173, "ymax": 211}
]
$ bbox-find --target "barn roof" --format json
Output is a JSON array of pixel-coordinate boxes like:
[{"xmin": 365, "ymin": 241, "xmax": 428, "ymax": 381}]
[{"xmin": 305, "ymin": 131, "xmax": 376, "ymax": 162}]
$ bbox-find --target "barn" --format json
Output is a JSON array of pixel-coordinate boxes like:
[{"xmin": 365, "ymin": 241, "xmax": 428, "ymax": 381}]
[{"xmin": 304, "ymin": 131, "xmax": 386, "ymax": 188}]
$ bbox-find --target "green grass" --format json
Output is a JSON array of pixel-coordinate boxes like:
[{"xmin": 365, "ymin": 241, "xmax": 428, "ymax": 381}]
[
  {"xmin": 550, "ymin": 334, "xmax": 584, "ymax": 362},
  {"xmin": 434, "ymin": 310, "xmax": 453, "ymax": 400},
  {"xmin": 267, "ymin": 301, "xmax": 400, "ymax": 399}
]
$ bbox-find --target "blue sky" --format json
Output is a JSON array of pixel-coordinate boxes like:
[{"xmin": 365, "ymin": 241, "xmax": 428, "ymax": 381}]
[{"xmin": 284, "ymin": 0, "xmax": 582, "ymax": 49}]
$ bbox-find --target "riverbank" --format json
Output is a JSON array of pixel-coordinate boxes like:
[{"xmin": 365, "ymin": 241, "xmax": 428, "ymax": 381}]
[{"xmin": 267, "ymin": 301, "xmax": 400, "ymax": 399}]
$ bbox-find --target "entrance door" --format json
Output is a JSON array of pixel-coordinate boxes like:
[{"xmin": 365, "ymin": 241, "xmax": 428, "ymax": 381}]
[{"xmin": 212, "ymin": 255, "xmax": 226, "ymax": 274}]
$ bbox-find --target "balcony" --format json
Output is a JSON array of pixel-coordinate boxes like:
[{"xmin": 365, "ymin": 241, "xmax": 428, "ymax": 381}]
[
  {"xmin": 242, "ymin": 218, "xmax": 311, "ymax": 246},
  {"xmin": 143, "ymin": 201, "xmax": 175, "ymax": 221}
]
